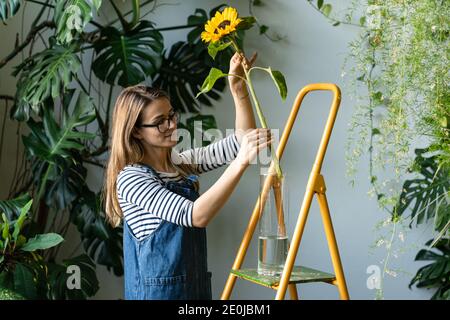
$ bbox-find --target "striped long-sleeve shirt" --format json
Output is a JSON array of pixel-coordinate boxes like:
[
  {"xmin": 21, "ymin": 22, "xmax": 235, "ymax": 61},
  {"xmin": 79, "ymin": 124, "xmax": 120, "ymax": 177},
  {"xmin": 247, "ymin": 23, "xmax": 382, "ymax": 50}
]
[{"xmin": 117, "ymin": 133, "xmax": 241, "ymax": 240}]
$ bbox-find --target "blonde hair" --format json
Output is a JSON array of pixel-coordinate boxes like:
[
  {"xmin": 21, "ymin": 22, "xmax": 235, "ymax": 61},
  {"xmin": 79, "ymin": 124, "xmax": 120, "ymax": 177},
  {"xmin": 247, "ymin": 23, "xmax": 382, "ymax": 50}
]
[{"xmin": 103, "ymin": 85, "xmax": 199, "ymax": 227}]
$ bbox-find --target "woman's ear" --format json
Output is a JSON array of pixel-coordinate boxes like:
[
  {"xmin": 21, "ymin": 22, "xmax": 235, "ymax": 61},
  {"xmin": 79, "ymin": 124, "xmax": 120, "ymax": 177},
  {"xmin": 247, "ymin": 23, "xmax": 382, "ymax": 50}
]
[{"xmin": 131, "ymin": 127, "xmax": 142, "ymax": 140}]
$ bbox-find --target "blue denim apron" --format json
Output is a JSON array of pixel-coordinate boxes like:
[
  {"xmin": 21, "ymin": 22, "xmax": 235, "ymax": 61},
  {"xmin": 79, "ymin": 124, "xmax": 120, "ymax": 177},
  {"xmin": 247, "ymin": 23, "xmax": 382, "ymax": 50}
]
[{"xmin": 123, "ymin": 163, "xmax": 212, "ymax": 300}]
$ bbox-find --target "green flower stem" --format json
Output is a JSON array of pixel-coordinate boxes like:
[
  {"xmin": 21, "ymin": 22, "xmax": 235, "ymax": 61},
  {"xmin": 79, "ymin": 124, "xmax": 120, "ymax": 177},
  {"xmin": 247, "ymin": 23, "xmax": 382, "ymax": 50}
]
[
  {"xmin": 226, "ymin": 73, "xmax": 247, "ymax": 83},
  {"xmin": 131, "ymin": 0, "xmax": 141, "ymax": 28},
  {"xmin": 245, "ymin": 69, "xmax": 283, "ymax": 178},
  {"xmin": 230, "ymin": 38, "xmax": 242, "ymax": 54},
  {"xmin": 230, "ymin": 38, "xmax": 283, "ymax": 178}
]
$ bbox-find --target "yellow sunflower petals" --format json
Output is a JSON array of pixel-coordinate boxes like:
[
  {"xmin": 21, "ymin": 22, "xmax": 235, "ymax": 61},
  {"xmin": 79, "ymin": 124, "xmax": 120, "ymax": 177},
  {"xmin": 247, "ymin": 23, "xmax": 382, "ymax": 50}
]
[{"xmin": 202, "ymin": 7, "xmax": 241, "ymax": 43}]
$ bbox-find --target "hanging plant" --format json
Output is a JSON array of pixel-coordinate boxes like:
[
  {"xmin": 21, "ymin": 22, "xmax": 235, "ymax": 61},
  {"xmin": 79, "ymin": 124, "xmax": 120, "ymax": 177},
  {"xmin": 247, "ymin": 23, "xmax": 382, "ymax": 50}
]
[{"xmin": 307, "ymin": 0, "xmax": 449, "ymax": 299}]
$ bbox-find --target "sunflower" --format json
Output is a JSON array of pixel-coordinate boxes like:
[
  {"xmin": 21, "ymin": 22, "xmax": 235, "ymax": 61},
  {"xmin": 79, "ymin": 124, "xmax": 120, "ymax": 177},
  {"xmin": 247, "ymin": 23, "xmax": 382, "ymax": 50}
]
[{"xmin": 201, "ymin": 7, "xmax": 242, "ymax": 44}]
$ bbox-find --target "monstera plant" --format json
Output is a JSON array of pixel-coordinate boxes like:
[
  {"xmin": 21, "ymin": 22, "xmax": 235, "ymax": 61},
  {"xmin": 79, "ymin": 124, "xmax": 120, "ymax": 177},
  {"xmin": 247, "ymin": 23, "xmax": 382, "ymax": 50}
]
[{"xmin": 0, "ymin": 1, "xmax": 275, "ymax": 298}]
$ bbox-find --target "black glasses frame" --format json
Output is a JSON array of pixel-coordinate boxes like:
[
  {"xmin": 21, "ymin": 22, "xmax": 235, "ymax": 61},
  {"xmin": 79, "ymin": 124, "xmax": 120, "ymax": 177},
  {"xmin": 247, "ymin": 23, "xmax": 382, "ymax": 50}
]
[{"xmin": 138, "ymin": 111, "xmax": 179, "ymax": 133}]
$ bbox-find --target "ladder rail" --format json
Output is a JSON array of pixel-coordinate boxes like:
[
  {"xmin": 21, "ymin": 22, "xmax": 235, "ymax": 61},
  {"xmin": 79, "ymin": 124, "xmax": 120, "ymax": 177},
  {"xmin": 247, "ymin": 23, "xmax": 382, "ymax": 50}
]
[
  {"xmin": 275, "ymin": 84, "xmax": 341, "ymax": 299},
  {"xmin": 221, "ymin": 83, "xmax": 346, "ymax": 300}
]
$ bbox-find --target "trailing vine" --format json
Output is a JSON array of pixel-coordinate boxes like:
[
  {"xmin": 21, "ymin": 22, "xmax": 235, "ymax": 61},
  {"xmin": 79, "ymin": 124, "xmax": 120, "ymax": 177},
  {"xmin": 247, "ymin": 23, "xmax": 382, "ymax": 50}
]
[{"xmin": 308, "ymin": 0, "xmax": 450, "ymax": 299}]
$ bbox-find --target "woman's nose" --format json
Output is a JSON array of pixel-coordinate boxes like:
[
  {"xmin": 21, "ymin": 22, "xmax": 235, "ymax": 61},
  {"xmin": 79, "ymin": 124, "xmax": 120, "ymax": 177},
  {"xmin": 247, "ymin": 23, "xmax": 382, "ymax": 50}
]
[{"xmin": 168, "ymin": 118, "xmax": 176, "ymax": 129}]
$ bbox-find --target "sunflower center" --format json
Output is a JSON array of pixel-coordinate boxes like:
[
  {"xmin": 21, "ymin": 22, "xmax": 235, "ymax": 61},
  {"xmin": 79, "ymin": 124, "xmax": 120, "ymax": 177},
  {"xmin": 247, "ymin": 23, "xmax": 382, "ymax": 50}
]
[{"xmin": 218, "ymin": 20, "xmax": 231, "ymax": 29}]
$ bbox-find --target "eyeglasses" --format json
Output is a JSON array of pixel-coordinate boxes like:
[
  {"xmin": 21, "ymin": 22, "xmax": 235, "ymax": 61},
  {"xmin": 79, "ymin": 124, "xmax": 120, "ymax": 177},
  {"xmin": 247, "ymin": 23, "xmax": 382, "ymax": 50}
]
[{"xmin": 138, "ymin": 111, "xmax": 179, "ymax": 134}]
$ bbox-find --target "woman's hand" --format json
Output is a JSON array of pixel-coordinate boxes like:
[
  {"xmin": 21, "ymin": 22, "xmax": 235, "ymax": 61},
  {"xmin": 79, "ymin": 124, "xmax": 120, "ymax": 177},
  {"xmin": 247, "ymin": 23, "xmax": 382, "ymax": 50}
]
[
  {"xmin": 228, "ymin": 51, "xmax": 257, "ymax": 94},
  {"xmin": 235, "ymin": 128, "xmax": 273, "ymax": 169},
  {"xmin": 192, "ymin": 127, "xmax": 271, "ymax": 227}
]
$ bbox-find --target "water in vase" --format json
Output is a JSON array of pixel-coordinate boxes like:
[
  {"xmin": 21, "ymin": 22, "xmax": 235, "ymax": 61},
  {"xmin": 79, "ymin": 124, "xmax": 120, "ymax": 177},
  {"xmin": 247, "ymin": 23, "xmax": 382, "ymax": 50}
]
[{"xmin": 258, "ymin": 235, "xmax": 288, "ymax": 276}]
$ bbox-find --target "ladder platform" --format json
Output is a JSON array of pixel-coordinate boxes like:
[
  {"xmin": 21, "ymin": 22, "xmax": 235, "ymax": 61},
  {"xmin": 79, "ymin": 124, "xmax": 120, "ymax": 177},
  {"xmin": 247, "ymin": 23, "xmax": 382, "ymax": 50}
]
[{"xmin": 231, "ymin": 266, "xmax": 336, "ymax": 289}]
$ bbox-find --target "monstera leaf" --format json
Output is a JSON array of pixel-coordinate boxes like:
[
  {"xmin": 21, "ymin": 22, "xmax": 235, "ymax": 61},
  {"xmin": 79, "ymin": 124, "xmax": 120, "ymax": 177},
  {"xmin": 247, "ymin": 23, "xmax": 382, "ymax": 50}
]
[
  {"xmin": 11, "ymin": 263, "xmax": 38, "ymax": 299},
  {"xmin": 42, "ymin": 155, "xmax": 88, "ymax": 210},
  {"xmin": 23, "ymin": 90, "xmax": 95, "ymax": 163},
  {"xmin": 0, "ymin": 194, "xmax": 31, "ymax": 221},
  {"xmin": 71, "ymin": 189, "xmax": 123, "ymax": 276},
  {"xmin": 395, "ymin": 148, "xmax": 450, "ymax": 227},
  {"xmin": 0, "ymin": 0, "xmax": 21, "ymax": 22},
  {"xmin": 10, "ymin": 56, "xmax": 37, "ymax": 122},
  {"xmin": 22, "ymin": 90, "xmax": 95, "ymax": 201},
  {"xmin": 152, "ymin": 41, "xmax": 226, "ymax": 113},
  {"xmin": 93, "ymin": 20, "xmax": 163, "ymax": 86},
  {"xmin": 409, "ymin": 238, "xmax": 450, "ymax": 300},
  {"xmin": 47, "ymin": 254, "xmax": 99, "ymax": 300},
  {"xmin": 13, "ymin": 44, "xmax": 80, "ymax": 111},
  {"xmin": 55, "ymin": 0, "xmax": 102, "ymax": 44},
  {"xmin": 177, "ymin": 114, "xmax": 218, "ymax": 148}
]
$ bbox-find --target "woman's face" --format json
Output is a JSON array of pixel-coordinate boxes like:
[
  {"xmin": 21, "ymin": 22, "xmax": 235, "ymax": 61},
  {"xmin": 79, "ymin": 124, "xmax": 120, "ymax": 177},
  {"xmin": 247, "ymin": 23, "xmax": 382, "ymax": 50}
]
[{"xmin": 133, "ymin": 97, "xmax": 178, "ymax": 149}]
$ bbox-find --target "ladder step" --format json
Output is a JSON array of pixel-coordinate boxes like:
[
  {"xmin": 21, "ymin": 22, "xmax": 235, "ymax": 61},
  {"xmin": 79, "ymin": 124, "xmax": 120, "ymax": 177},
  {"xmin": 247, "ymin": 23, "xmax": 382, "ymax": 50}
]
[{"xmin": 231, "ymin": 266, "xmax": 336, "ymax": 288}]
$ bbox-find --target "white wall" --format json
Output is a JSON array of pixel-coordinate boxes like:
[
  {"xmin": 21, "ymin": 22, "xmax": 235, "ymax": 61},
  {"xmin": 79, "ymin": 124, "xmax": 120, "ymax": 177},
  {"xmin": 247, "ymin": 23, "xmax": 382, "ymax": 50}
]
[{"xmin": 0, "ymin": 0, "xmax": 434, "ymax": 300}]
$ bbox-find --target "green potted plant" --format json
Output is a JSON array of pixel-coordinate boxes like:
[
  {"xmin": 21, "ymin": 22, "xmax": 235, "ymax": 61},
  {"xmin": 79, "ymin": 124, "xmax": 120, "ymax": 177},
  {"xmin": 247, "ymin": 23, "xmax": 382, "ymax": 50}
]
[
  {"xmin": 0, "ymin": 198, "xmax": 63, "ymax": 299},
  {"xmin": 0, "ymin": 3, "xmax": 268, "ymax": 296}
]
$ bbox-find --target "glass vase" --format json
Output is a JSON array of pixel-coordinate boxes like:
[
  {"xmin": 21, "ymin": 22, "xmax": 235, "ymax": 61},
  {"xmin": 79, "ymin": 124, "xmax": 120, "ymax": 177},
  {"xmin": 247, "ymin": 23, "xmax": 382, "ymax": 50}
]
[{"xmin": 257, "ymin": 167, "xmax": 289, "ymax": 276}]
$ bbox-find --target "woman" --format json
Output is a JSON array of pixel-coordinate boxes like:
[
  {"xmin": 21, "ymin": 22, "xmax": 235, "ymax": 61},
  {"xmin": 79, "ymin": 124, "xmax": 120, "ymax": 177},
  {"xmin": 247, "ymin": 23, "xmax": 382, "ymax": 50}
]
[{"xmin": 103, "ymin": 52, "xmax": 273, "ymax": 300}]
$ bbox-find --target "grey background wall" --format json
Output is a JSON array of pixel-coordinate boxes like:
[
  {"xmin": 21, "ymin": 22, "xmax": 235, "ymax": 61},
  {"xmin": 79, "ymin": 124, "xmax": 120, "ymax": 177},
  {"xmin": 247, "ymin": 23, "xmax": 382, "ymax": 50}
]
[{"xmin": 0, "ymin": 0, "xmax": 434, "ymax": 299}]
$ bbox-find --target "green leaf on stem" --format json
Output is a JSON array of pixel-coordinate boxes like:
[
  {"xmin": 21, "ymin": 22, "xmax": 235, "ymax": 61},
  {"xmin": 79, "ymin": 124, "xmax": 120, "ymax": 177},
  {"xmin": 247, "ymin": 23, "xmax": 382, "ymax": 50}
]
[
  {"xmin": 55, "ymin": 0, "xmax": 102, "ymax": 44},
  {"xmin": 152, "ymin": 41, "xmax": 227, "ymax": 113},
  {"xmin": 12, "ymin": 199, "xmax": 32, "ymax": 242},
  {"xmin": 23, "ymin": 90, "xmax": 96, "ymax": 163},
  {"xmin": 360, "ymin": 16, "xmax": 366, "ymax": 27},
  {"xmin": 259, "ymin": 25, "xmax": 269, "ymax": 34},
  {"xmin": 21, "ymin": 233, "xmax": 64, "ymax": 252},
  {"xmin": 267, "ymin": 68, "xmax": 287, "ymax": 100},
  {"xmin": 236, "ymin": 16, "xmax": 256, "ymax": 31},
  {"xmin": 15, "ymin": 45, "xmax": 80, "ymax": 111},
  {"xmin": 196, "ymin": 68, "xmax": 228, "ymax": 98},
  {"xmin": 394, "ymin": 148, "xmax": 450, "ymax": 228},
  {"xmin": 47, "ymin": 254, "xmax": 99, "ymax": 299},
  {"xmin": 1, "ymin": 213, "xmax": 10, "ymax": 240},
  {"xmin": 409, "ymin": 238, "xmax": 450, "ymax": 300},
  {"xmin": 93, "ymin": 20, "xmax": 164, "ymax": 86},
  {"xmin": 72, "ymin": 189, "xmax": 124, "ymax": 276},
  {"xmin": 0, "ymin": 194, "xmax": 31, "ymax": 221},
  {"xmin": 13, "ymin": 263, "xmax": 37, "ymax": 299},
  {"xmin": 321, "ymin": 4, "xmax": 332, "ymax": 17},
  {"xmin": 317, "ymin": 0, "xmax": 324, "ymax": 9},
  {"xmin": 207, "ymin": 41, "xmax": 232, "ymax": 60}
]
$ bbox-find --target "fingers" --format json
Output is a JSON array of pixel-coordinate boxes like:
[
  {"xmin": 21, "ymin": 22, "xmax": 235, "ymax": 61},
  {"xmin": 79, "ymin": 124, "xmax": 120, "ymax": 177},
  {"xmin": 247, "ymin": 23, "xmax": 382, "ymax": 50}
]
[
  {"xmin": 250, "ymin": 52, "xmax": 258, "ymax": 64},
  {"xmin": 245, "ymin": 52, "xmax": 257, "ymax": 68},
  {"xmin": 232, "ymin": 51, "xmax": 257, "ymax": 69},
  {"xmin": 246, "ymin": 128, "xmax": 272, "ymax": 140},
  {"xmin": 246, "ymin": 129, "xmax": 273, "ymax": 150},
  {"xmin": 256, "ymin": 137, "xmax": 274, "ymax": 151},
  {"xmin": 247, "ymin": 129, "xmax": 272, "ymax": 143},
  {"xmin": 232, "ymin": 52, "xmax": 241, "ymax": 62},
  {"xmin": 237, "ymin": 127, "xmax": 273, "ymax": 167}
]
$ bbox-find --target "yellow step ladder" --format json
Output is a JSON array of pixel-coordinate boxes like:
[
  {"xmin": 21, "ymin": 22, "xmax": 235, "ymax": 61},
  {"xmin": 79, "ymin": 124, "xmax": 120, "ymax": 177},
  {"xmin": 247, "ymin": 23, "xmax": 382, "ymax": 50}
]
[{"xmin": 221, "ymin": 83, "xmax": 350, "ymax": 300}]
